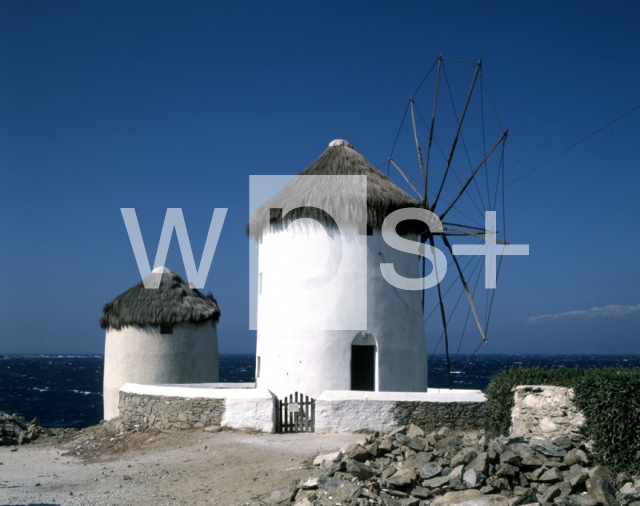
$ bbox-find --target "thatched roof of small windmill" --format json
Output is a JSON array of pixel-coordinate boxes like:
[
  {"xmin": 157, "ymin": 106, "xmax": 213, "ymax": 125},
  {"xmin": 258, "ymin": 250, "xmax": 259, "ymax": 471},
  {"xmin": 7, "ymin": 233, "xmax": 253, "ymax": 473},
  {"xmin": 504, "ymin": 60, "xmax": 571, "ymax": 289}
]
[
  {"xmin": 99, "ymin": 267, "xmax": 220, "ymax": 330},
  {"xmin": 248, "ymin": 140, "xmax": 423, "ymax": 239}
]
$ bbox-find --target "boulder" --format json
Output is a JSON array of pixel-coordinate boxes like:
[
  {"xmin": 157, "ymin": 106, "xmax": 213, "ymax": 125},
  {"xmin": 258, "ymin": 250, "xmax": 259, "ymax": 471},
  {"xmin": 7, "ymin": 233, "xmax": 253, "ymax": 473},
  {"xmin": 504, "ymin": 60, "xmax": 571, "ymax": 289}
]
[
  {"xmin": 259, "ymin": 487, "xmax": 295, "ymax": 505},
  {"xmin": 411, "ymin": 486, "xmax": 431, "ymax": 499},
  {"xmin": 366, "ymin": 442, "xmax": 379, "ymax": 458},
  {"xmin": 313, "ymin": 450, "xmax": 343, "ymax": 466},
  {"xmin": 539, "ymin": 484, "xmax": 562, "ymax": 504},
  {"xmin": 486, "ymin": 476, "xmax": 512, "ymax": 491},
  {"xmin": 404, "ymin": 452, "xmax": 434, "ymax": 471},
  {"xmin": 553, "ymin": 496, "xmax": 599, "ymax": 506},
  {"xmin": 379, "ymin": 438, "xmax": 395, "ymax": 454},
  {"xmin": 298, "ymin": 477, "xmax": 318, "ymax": 490},
  {"xmin": 538, "ymin": 468, "xmax": 564, "ymax": 483},
  {"xmin": 551, "ymin": 436, "xmax": 573, "ymax": 450},
  {"xmin": 496, "ymin": 464, "xmax": 520, "ymax": 477},
  {"xmin": 529, "ymin": 439, "xmax": 568, "ymax": 458},
  {"xmin": 619, "ymin": 484, "xmax": 640, "ymax": 502},
  {"xmin": 420, "ymin": 462, "xmax": 443, "ymax": 479},
  {"xmin": 430, "ymin": 489, "xmax": 483, "ymax": 504},
  {"xmin": 565, "ymin": 465, "xmax": 589, "ymax": 488},
  {"xmin": 615, "ymin": 472, "xmax": 631, "ymax": 489},
  {"xmin": 501, "ymin": 450, "xmax": 523, "ymax": 467},
  {"xmin": 586, "ymin": 476, "xmax": 619, "ymax": 506},
  {"xmin": 345, "ymin": 459, "xmax": 375, "ymax": 480},
  {"xmin": 467, "ymin": 452, "xmax": 490, "ymax": 475},
  {"xmin": 382, "ymin": 466, "xmax": 397, "ymax": 480},
  {"xmin": 320, "ymin": 459, "xmax": 345, "ymax": 474},
  {"xmin": 407, "ymin": 424, "xmax": 426, "ymax": 438},
  {"xmin": 451, "ymin": 448, "xmax": 478, "ymax": 468},
  {"xmin": 333, "ymin": 482, "xmax": 362, "ymax": 501},
  {"xmin": 448, "ymin": 465, "xmax": 465, "ymax": 485},
  {"xmin": 564, "ymin": 449, "xmax": 590, "ymax": 467},
  {"xmin": 388, "ymin": 473, "xmax": 416, "ymax": 489},
  {"xmin": 317, "ymin": 476, "xmax": 345, "ymax": 492},
  {"xmin": 511, "ymin": 487, "xmax": 538, "ymax": 506},
  {"xmin": 422, "ymin": 475, "xmax": 451, "ymax": 488},
  {"xmin": 464, "ymin": 469, "xmax": 486, "ymax": 488},
  {"xmin": 346, "ymin": 443, "xmax": 372, "ymax": 462}
]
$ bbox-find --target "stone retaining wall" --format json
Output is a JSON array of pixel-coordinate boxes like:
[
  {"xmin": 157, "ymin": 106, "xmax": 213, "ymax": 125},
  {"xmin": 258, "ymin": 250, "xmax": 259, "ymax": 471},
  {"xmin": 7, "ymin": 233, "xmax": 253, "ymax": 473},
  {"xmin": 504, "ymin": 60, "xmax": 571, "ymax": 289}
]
[
  {"xmin": 116, "ymin": 383, "xmax": 277, "ymax": 433},
  {"xmin": 315, "ymin": 390, "xmax": 486, "ymax": 433},
  {"xmin": 510, "ymin": 385, "xmax": 585, "ymax": 440},
  {"xmin": 394, "ymin": 400, "xmax": 485, "ymax": 431},
  {"xmin": 118, "ymin": 391, "xmax": 225, "ymax": 430}
]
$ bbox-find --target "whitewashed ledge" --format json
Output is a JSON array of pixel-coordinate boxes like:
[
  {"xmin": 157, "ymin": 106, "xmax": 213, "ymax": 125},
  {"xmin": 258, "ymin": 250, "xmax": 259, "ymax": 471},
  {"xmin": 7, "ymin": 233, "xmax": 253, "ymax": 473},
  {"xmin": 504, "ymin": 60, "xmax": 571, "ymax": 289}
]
[
  {"xmin": 315, "ymin": 390, "xmax": 486, "ymax": 433},
  {"xmin": 118, "ymin": 383, "xmax": 274, "ymax": 433}
]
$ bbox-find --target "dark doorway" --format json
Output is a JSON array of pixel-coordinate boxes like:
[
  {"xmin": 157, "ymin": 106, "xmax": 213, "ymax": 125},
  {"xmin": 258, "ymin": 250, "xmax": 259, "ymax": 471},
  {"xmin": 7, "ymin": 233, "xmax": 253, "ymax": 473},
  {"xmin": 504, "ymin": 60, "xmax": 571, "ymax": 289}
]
[{"xmin": 351, "ymin": 345, "xmax": 375, "ymax": 391}]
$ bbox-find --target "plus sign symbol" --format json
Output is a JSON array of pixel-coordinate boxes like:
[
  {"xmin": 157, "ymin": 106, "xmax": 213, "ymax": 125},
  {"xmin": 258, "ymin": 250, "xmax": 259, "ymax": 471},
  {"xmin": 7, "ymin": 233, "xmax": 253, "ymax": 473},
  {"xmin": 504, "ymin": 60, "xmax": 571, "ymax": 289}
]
[{"xmin": 453, "ymin": 211, "xmax": 529, "ymax": 289}]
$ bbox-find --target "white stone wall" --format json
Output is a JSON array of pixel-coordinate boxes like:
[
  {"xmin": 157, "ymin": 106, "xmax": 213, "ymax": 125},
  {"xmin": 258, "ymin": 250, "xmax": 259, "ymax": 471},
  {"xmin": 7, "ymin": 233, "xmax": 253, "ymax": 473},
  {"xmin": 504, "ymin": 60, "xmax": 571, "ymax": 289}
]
[
  {"xmin": 103, "ymin": 320, "xmax": 219, "ymax": 420},
  {"xmin": 510, "ymin": 385, "xmax": 585, "ymax": 440}
]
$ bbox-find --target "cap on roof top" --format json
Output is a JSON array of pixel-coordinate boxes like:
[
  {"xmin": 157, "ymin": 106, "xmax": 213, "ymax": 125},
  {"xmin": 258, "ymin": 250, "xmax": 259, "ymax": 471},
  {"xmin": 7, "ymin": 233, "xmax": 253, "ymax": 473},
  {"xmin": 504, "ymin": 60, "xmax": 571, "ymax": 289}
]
[{"xmin": 328, "ymin": 139, "xmax": 353, "ymax": 148}]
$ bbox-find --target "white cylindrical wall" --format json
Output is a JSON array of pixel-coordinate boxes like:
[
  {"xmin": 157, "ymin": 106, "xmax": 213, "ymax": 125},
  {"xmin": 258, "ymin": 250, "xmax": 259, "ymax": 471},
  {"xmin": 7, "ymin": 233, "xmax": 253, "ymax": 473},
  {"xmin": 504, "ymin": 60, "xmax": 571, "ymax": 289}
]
[
  {"xmin": 103, "ymin": 320, "xmax": 219, "ymax": 420},
  {"xmin": 255, "ymin": 224, "xmax": 426, "ymax": 399}
]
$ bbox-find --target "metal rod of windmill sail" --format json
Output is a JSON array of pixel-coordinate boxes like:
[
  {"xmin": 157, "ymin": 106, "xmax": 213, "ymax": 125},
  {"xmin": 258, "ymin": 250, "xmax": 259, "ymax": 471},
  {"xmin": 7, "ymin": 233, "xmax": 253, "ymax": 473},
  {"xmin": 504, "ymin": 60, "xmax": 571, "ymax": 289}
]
[
  {"xmin": 429, "ymin": 235, "xmax": 452, "ymax": 389},
  {"xmin": 439, "ymin": 129, "xmax": 508, "ymax": 221},
  {"xmin": 441, "ymin": 233, "xmax": 488, "ymax": 344},
  {"xmin": 431, "ymin": 59, "xmax": 482, "ymax": 213}
]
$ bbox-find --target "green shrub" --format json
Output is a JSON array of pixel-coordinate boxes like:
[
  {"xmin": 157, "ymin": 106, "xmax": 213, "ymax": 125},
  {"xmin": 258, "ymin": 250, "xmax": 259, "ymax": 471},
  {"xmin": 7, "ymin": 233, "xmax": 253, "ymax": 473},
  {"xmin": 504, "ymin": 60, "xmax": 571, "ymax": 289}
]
[
  {"xmin": 482, "ymin": 365, "xmax": 640, "ymax": 474},
  {"xmin": 572, "ymin": 367, "xmax": 640, "ymax": 474}
]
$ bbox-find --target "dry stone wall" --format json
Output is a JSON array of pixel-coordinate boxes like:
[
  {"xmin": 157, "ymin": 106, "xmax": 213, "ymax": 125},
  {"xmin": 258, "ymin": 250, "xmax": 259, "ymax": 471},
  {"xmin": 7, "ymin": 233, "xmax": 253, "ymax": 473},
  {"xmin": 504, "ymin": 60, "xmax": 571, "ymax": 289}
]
[
  {"xmin": 395, "ymin": 401, "xmax": 485, "ymax": 431},
  {"xmin": 118, "ymin": 391, "xmax": 225, "ymax": 431},
  {"xmin": 510, "ymin": 385, "xmax": 585, "ymax": 440}
]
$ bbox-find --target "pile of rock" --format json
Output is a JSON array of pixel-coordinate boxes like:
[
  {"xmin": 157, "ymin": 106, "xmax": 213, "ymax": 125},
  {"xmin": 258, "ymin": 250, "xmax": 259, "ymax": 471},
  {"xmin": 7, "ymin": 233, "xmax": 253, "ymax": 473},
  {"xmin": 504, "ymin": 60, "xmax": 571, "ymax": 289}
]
[
  {"xmin": 0, "ymin": 412, "xmax": 49, "ymax": 445},
  {"xmin": 252, "ymin": 425, "xmax": 640, "ymax": 506}
]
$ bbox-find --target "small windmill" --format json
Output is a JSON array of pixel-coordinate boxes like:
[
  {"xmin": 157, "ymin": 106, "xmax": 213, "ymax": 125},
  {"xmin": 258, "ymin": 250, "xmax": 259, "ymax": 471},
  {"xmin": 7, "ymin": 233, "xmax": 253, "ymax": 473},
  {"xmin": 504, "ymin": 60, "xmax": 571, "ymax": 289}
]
[{"xmin": 388, "ymin": 55, "xmax": 510, "ymax": 388}]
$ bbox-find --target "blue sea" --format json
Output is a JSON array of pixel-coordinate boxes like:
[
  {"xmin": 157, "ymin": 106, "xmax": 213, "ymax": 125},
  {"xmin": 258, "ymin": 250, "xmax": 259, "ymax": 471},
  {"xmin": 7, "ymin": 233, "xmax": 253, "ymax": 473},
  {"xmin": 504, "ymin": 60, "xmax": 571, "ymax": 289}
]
[{"xmin": 1, "ymin": 354, "xmax": 639, "ymax": 429}]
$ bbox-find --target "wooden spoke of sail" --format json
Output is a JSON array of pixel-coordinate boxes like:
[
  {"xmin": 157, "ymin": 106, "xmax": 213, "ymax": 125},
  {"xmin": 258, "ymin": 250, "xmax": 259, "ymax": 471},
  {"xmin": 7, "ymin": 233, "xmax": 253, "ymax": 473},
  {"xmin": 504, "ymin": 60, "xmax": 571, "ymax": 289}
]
[
  {"xmin": 442, "ymin": 221, "xmax": 485, "ymax": 232},
  {"xmin": 441, "ymin": 234, "xmax": 488, "ymax": 344},
  {"xmin": 423, "ymin": 56, "xmax": 442, "ymax": 210},
  {"xmin": 410, "ymin": 98, "xmax": 425, "ymax": 189},
  {"xmin": 429, "ymin": 235, "xmax": 452, "ymax": 388},
  {"xmin": 442, "ymin": 227, "xmax": 509, "ymax": 245},
  {"xmin": 431, "ymin": 59, "xmax": 482, "ymax": 213},
  {"xmin": 389, "ymin": 158, "xmax": 423, "ymax": 200},
  {"xmin": 439, "ymin": 129, "xmax": 508, "ymax": 220}
]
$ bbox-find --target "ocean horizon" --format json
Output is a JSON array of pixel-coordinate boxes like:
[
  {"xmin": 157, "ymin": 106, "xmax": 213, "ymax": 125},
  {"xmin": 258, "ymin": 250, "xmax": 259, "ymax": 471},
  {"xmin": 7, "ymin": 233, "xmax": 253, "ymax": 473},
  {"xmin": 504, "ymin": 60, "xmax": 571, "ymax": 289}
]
[{"xmin": 2, "ymin": 353, "xmax": 640, "ymax": 429}]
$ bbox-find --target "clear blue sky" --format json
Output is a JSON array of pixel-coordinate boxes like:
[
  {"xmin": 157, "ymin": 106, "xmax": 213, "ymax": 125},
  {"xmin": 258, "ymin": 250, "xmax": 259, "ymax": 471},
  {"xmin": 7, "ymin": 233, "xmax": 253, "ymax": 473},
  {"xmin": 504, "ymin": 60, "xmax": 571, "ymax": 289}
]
[{"xmin": 1, "ymin": 1, "xmax": 639, "ymax": 355}]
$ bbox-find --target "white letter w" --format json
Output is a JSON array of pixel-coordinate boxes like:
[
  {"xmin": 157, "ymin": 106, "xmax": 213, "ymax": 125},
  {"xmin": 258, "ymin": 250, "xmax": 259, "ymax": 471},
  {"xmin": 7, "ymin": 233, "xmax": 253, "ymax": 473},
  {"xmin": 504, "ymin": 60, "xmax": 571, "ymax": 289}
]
[{"xmin": 120, "ymin": 208, "xmax": 227, "ymax": 289}]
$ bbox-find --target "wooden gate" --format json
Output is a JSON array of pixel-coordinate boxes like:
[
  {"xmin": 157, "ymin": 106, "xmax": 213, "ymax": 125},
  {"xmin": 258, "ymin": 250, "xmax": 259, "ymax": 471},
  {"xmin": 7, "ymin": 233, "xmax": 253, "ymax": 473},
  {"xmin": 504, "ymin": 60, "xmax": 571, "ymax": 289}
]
[{"xmin": 276, "ymin": 392, "xmax": 315, "ymax": 433}]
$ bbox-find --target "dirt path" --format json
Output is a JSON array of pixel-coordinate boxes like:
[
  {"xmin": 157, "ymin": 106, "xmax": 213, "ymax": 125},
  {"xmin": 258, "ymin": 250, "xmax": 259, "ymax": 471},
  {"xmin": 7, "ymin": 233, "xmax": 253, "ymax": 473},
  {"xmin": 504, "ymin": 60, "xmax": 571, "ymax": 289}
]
[{"xmin": 0, "ymin": 426, "xmax": 364, "ymax": 505}]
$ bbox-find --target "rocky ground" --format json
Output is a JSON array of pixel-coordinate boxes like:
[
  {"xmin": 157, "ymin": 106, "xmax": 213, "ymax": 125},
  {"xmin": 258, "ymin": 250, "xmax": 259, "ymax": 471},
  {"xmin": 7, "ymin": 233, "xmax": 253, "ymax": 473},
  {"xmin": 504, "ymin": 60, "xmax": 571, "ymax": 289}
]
[
  {"xmin": 0, "ymin": 417, "xmax": 363, "ymax": 505},
  {"xmin": 1, "ymin": 415, "xmax": 639, "ymax": 506},
  {"xmin": 252, "ymin": 425, "xmax": 640, "ymax": 506},
  {"xmin": 1, "ymin": 412, "xmax": 79, "ymax": 446}
]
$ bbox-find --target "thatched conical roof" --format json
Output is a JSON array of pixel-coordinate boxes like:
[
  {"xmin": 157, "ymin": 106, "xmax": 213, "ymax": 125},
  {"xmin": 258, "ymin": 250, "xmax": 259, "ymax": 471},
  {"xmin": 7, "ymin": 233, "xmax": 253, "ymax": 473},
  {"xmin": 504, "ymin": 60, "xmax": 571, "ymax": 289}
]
[
  {"xmin": 100, "ymin": 267, "xmax": 220, "ymax": 330},
  {"xmin": 248, "ymin": 140, "xmax": 422, "ymax": 239}
]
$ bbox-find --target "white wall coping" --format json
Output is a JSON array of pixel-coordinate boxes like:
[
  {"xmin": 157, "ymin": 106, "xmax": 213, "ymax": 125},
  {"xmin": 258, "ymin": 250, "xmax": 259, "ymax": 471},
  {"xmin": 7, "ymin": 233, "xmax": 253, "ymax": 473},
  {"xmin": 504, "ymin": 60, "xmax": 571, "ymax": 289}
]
[
  {"xmin": 120, "ymin": 383, "xmax": 273, "ymax": 400},
  {"xmin": 317, "ymin": 389, "xmax": 486, "ymax": 402}
]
